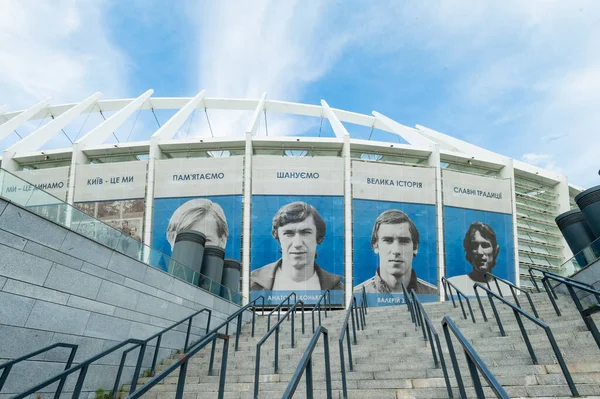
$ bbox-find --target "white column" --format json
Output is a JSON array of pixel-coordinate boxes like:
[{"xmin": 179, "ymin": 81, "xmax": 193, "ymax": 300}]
[
  {"xmin": 0, "ymin": 99, "xmax": 49, "ymax": 142},
  {"xmin": 499, "ymin": 158, "xmax": 520, "ymax": 288},
  {"xmin": 143, "ymin": 90, "xmax": 207, "ymax": 248},
  {"xmin": 426, "ymin": 145, "xmax": 445, "ymax": 301},
  {"xmin": 143, "ymin": 137, "xmax": 161, "ymax": 247},
  {"xmin": 2, "ymin": 93, "xmax": 102, "ymax": 172},
  {"xmin": 343, "ymin": 134, "xmax": 353, "ymax": 307},
  {"xmin": 242, "ymin": 131, "xmax": 253, "ymax": 304}
]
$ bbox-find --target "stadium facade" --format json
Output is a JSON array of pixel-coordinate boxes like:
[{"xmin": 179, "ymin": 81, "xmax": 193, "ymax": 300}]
[{"xmin": 0, "ymin": 90, "xmax": 583, "ymax": 307}]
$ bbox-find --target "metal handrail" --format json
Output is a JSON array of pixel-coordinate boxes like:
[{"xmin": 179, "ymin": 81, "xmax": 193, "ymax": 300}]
[
  {"xmin": 537, "ymin": 273, "xmax": 600, "ymax": 349},
  {"xmin": 361, "ymin": 285, "xmax": 368, "ymax": 315},
  {"xmin": 485, "ymin": 272, "xmax": 539, "ymax": 318},
  {"xmin": 126, "ymin": 332, "xmax": 230, "ymax": 399},
  {"xmin": 339, "ymin": 295, "xmax": 367, "ymax": 399},
  {"xmin": 401, "ymin": 281, "xmax": 416, "ymax": 324},
  {"xmin": 409, "ymin": 290, "xmax": 453, "ymax": 398},
  {"xmin": 473, "ymin": 283, "xmax": 578, "ymax": 396},
  {"xmin": 441, "ymin": 277, "xmax": 476, "ymax": 323},
  {"xmin": 131, "ymin": 296, "xmax": 267, "ymax": 398},
  {"xmin": 441, "ymin": 316, "xmax": 509, "ymax": 399},
  {"xmin": 0, "ymin": 343, "xmax": 78, "ymax": 396},
  {"xmin": 11, "ymin": 339, "xmax": 147, "ymax": 399},
  {"xmin": 311, "ymin": 289, "xmax": 331, "ymax": 333},
  {"xmin": 254, "ymin": 300, "xmax": 306, "ymax": 398},
  {"xmin": 528, "ymin": 266, "xmax": 600, "ymax": 308},
  {"xmin": 111, "ymin": 308, "xmax": 212, "ymax": 396},
  {"xmin": 267, "ymin": 292, "xmax": 297, "ymax": 330},
  {"xmin": 527, "ymin": 266, "xmax": 595, "ymax": 294},
  {"xmin": 282, "ymin": 325, "xmax": 333, "ymax": 399}
]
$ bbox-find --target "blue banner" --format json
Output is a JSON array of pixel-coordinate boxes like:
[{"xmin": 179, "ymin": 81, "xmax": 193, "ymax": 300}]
[
  {"xmin": 250, "ymin": 195, "xmax": 344, "ymax": 306},
  {"xmin": 444, "ymin": 206, "xmax": 515, "ymax": 296},
  {"xmin": 352, "ymin": 199, "xmax": 438, "ymax": 306}
]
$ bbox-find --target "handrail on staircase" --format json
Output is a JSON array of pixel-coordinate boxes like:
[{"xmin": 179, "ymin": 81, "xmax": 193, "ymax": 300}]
[
  {"xmin": 360, "ymin": 285, "xmax": 368, "ymax": 315},
  {"xmin": 401, "ymin": 281, "xmax": 416, "ymax": 324},
  {"xmin": 111, "ymin": 308, "xmax": 211, "ymax": 396},
  {"xmin": 0, "ymin": 343, "xmax": 78, "ymax": 396},
  {"xmin": 339, "ymin": 295, "xmax": 367, "ymax": 399},
  {"xmin": 254, "ymin": 299, "xmax": 305, "ymax": 398},
  {"xmin": 441, "ymin": 316, "xmax": 509, "ymax": 399},
  {"xmin": 409, "ymin": 289, "xmax": 453, "ymax": 399},
  {"xmin": 311, "ymin": 289, "xmax": 331, "ymax": 333},
  {"xmin": 536, "ymin": 273, "xmax": 600, "ymax": 349},
  {"xmin": 126, "ymin": 308, "xmax": 212, "ymax": 383},
  {"xmin": 282, "ymin": 325, "xmax": 333, "ymax": 399},
  {"xmin": 126, "ymin": 332, "xmax": 230, "ymax": 399},
  {"xmin": 484, "ymin": 272, "xmax": 539, "ymax": 318},
  {"xmin": 441, "ymin": 277, "xmax": 476, "ymax": 323},
  {"xmin": 267, "ymin": 292, "xmax": 297, "ymax": 330},
  {"xmin": 473, "ymin": 283, "xmax": 579, "ymax": 397},
  {"xmin": 527, "ymin": 266, "xmax": 596, "ymax": 296},
  {"xmin": 11, "ymin": 339, "xmax": 147, "ymax": 399}
]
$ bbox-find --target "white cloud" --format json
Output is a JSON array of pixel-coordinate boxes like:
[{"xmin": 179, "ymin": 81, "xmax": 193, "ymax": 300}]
[
  {"xmin": 189, "ymin": 1, "xmax": 351, "ymax": 138},
  {"xmin": 0, "ymin": 1, "xmax": 129, "ymax": 110}
]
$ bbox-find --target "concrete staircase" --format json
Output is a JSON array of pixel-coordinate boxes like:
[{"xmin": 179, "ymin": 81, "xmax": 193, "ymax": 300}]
[{"xmin": 127, "ymin": 292, "xmax": 600, "ymax": 398}]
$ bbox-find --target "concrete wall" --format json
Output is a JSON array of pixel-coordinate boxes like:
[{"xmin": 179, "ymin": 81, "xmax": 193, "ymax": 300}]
[{"xmin": 0, "ymin": 198, "xmax": 248, "ymax": 398}]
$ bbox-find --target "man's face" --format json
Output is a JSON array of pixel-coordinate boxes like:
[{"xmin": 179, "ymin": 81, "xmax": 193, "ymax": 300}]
[
  {"xmin": 467, "ymin": 231, "xmax": 496, "ymax": 273},
  {"xmin": 374, "ymin": 222, "xmax": 416, "ymax": 278},
  {"xmin": 189, "ymin": 214, "xmax": 226, "ymax": 249},
  {"xmin": 277, "ymin": 215, "xmax": 318, "ymax": 270}
]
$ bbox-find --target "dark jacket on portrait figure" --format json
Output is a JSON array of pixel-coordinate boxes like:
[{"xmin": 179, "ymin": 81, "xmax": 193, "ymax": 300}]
[
  {"xmin": 354, "ymin": 268, "xmax": 437, "ymax": 295},
  {"xmin": 250, "ymin": 259, "xmax": 344, "ymax": 291}
]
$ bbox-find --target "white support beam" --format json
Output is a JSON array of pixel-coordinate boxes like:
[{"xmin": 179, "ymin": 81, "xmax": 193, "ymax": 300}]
[
  {"xmin": 76, "ymin": 89, "xmax": 153, "ymax": 147},
  {"xmin": 0, "ymin": 105, "xmax": 8, "ymax": 115},
  {"xmin": 0, "ymin": 99, "xmax": 49, "ymax": 141},
  {"xmin": 373, "ymin": 111, "xmax": 436, "ymax": 148},
  {"xmin": 152, "ymin": 90, "xmax": 206, "ymax": 140},
  {"xmin": 416, "ymin": 124, "xmax": 506, "ymax": 164},
  {"xmin": 246, "ymin": 92, "xmax": 267, "ymax": 136},
  {"xmin": 6, "ymin": 92, "xmax": 101, "ymax": 155},
  {"xmin": 321, "ymin": 100, "xmax": 348, "ymax": 139}
]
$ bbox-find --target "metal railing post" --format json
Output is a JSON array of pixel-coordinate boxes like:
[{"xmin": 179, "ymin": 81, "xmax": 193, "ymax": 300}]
[
  {"xmin": 218, "ymin": 336, "xmax": 229, "ymax": 399},
  {"xmin": 443, "ymin": 323, "xmax": 467, "ymax": 399}
]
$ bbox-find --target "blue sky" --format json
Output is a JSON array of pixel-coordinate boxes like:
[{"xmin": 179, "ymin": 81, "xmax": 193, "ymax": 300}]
[{"xmin": 0, "ymin": 1, "xmax": 599, "ymax": 188}]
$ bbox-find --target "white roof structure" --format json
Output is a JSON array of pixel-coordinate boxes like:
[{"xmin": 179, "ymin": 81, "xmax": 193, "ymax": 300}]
[{"xmin": 0, "ymin": 91, "xmax": 574, "ymax": 188}]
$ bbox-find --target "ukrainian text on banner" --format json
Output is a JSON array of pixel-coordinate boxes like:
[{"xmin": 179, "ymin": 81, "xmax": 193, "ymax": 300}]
[
  {"xmin": 151, "ymin": 157, "xmax": 243, "ymax": 285},
  {"xmin": 352, "ymin": 161, "xmax": 438, "ymax": 306},
  {"xmin": 442, "ymin": 170, "xmax": 515, "ymax": 297},
  {"xmin": 73, "ymin": 161, "xmax": 147, "ymax": 252},
  {"xmin": 251, "ymin": 155, "xmax": 345, "ymax": 306},
  {"xmin": 0, "ymin": 167, "xmax": 70, "ymax": 225}
]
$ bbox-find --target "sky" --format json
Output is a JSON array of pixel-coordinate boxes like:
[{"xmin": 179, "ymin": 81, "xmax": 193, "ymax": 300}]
[{"xmin": 0, "ymin": 0, "xmax": 599, "ymax": 188}]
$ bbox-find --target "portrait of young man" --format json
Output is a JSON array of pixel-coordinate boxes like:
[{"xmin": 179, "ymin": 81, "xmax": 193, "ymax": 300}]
[
  {"xmin": 447, "ymin": 221, "xmax": 508, "ymax": 296},
  {"xmin": 354, "ymin": 209, "xmax": 437, "ymax": 295},
  {"xmin": 166, "ymin": 198, "xmax": 229, "ymax": 251},
  {"xmin": 250, "ymin": 201, "xmax": 344, "ymax": 291}
]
